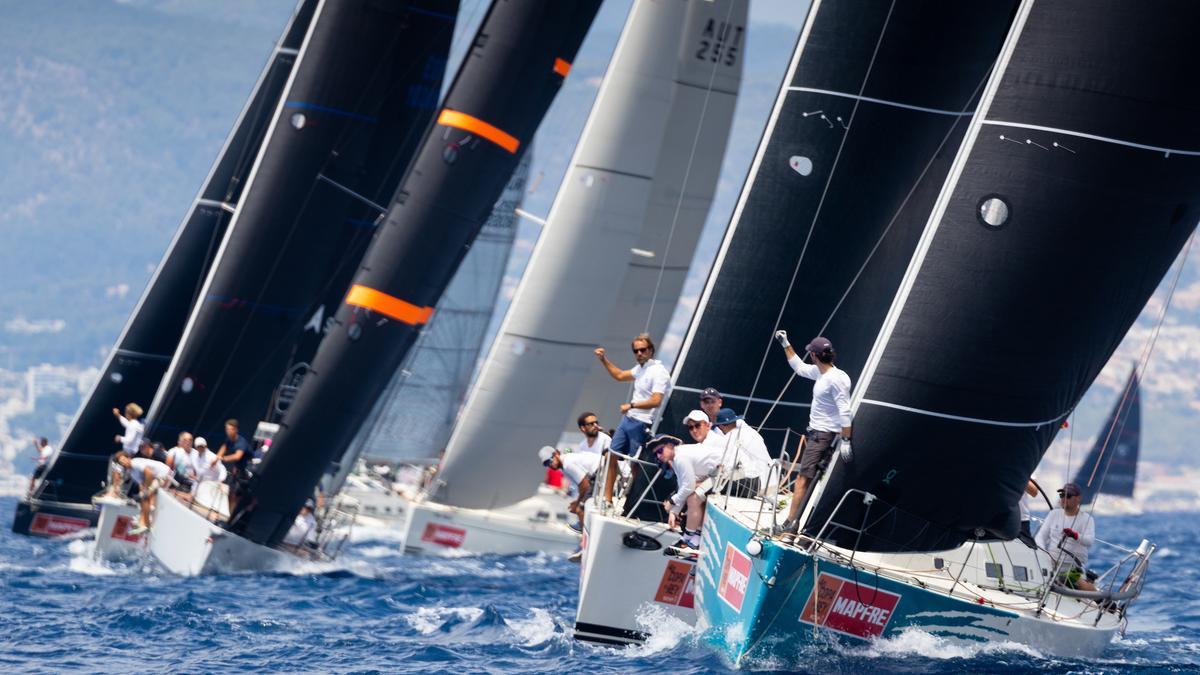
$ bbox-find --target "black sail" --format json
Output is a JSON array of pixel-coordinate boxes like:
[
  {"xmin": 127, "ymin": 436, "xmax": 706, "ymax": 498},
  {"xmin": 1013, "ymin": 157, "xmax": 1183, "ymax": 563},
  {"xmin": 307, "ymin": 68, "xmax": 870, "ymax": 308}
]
[
  {"xmin": 145, "ymin": 0, "xmax": 459, "ymax": 445},
  {"xmin": 806, "ymin": 0, "xmax": 1200, "ymax": 552},
  {"xmin": 232, "ymin": 0, "xmax": 603, "ymax": 547},
  {"xmin": 27, "ymin": 0, "xmax": 316, "ymax": 507},
  {"xmin": 638, "ymin": 0, "xmax": 1019, "ymax": 522},
  {"xmin": 1073, "ymin": 367, "xmax": 1140, "ymax": 503}
]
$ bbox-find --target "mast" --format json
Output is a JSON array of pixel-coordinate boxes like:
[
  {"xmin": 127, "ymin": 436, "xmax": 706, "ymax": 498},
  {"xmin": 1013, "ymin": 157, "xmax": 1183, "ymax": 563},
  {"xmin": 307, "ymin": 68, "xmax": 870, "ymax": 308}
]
[
  {"xmin": 144, "ymin": 0, "xmax": 459, "ymax": 444},
  {"xmin": 1073, "ymin": 366, "xmax": 1140, "ymax": 503},
  {"xmin": 657, "ymin": 0, "xmax": 1019, "ymax": 474},
  {"xmin": 328, "ymin": 148, "xmax": 531, "ymax": 493},
  {"xmin": 805, "ymin": 0, "xmax": 1200, "ymax": 552},
  {"xmin": 431, "ymin": 0, "xmax": 745, "ymax": 511},
  {"xmin": 231, "ymin": 0, "xmax": 603, "ymax": 547},
  {"xmin": 29, "ymin": 0, "xmax": 317, "ymax": 506}
]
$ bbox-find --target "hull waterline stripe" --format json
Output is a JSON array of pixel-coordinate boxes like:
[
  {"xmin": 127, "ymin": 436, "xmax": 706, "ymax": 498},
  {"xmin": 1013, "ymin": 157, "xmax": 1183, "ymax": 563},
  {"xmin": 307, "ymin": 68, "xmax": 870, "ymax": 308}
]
[
  {"xmin": 553, "ymin": 58, "xmax": 572, "ymax": 77},
  {"xmin": 345, "ymin": 285, "xmax": 433, "ymax": 326},
  {"xmin": 980, "ymin": 120, "xmax": 1200, "ymax": 157},
  {"xmin": 438, "ymin": 109, "xmax": 520, "ymax": 153},
  {"xmin": 787, "ymin": 86, "xmax": 975, "ymax": 117},
  {"xmin": 674, "ymin": 385, "xmax": 810, "ymax": 408},
  {"xmin": 860, "ymin": 398, "xmax": 1068, "ymax": 428}
]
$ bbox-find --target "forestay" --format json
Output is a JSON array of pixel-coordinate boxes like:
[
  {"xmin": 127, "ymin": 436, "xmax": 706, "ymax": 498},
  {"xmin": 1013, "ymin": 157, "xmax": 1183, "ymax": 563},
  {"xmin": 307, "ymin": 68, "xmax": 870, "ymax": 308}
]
[
  {"xmin": 432, "ymin": 0, "xmax": 744, "ymax": 512},
  {"xmin": 807, "ymin": 0, "xmax": 1200, "ymax": 552}
]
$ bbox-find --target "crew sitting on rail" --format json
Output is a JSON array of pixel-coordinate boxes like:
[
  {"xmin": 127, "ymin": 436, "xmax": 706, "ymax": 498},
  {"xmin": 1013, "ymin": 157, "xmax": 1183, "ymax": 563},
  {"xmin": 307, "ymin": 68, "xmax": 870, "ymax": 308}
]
[
  {"xmin": 282, "ymin": 499, "xmax": 319, "ymax": 549},
  {"xmin": 538, "ymin": 446, "xmax": 599, "ymax": 533},
  {"xmin": 651, "ymin": 434, "xmax": 723, "ymax": 551},
  {"xmin": 165, "ymin": 432, "xmax": 195, "ymax": 492},
  {"xmin": 1035, "ymin": 482, "xmax": 1098, "ymax": 591},
  {"xmin": 188, "ymin": 436, "xmax": 226, "ymax": 489},
  {"xmin": 111, "ymin": 452, "xmax": 173, "ymax": 535},
  {"xmin": 713, "ymin": 408, "xmax": 773, "ymax": 497}
]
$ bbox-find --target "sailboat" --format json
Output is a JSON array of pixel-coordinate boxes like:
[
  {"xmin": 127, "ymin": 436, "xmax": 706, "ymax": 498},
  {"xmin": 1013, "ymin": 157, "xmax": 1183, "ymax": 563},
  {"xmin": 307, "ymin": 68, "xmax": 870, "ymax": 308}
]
[
  {"xmin": 697, "ymin": 0, "xmax": 1195, "ymax": 662},
  {"xmin": 129, "ymin": 0, "xmax": 604, "ymax": 575},
  {"xmin": 400, "ymin": 0, "xmax": 745, "ymax": 557},
  {"xmin": 12, "ymin": 0, "xmax": 317, "ymax": 539},
  {"xmin": 90, "ymin": 0, "xmax": 463, "ymax": 569},
  {"xmin": 575, "ymin": 0, "xmax": 1019, "ymax": 645},
  {"xmin": 1072, "ymin": 366, "xmax": 1140, "ymax": 513}
]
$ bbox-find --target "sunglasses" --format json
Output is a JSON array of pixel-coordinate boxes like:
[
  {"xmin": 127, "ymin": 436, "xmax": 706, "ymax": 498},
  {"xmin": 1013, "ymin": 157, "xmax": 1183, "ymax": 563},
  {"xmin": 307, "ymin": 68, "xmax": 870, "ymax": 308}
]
[
  {"xmin": 686, "ymin": 422, "xmax": 706, "ymax": 430},
  {"xmin": 632, "ymin": 346, "xmax": 651, "ymax": 354},
  {"xmin": 654, "ymin": 447, "xmax": 667, "ymax": 456}
]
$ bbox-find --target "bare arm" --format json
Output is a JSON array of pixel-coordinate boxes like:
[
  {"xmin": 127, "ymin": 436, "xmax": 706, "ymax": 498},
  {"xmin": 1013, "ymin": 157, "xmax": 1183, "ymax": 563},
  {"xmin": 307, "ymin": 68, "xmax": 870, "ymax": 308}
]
[{"xmin": 594, "ymin": 347, "xmax": 633, "ymax": 382}]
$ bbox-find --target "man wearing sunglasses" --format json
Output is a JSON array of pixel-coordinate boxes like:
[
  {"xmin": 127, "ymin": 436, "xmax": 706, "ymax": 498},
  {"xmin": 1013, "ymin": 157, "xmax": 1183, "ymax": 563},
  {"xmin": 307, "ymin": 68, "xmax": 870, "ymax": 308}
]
[
  {"xmin": 1034, "ymin": 482, "xmax": 1097, "ymax": 591},
  {"xmin": 593, "ymin": 332, "xmax": 671, "ymax": 506},
  {"xmin": 650, "ymin": 434, "xmax": 722, "ymax": 550},
  {"xmin": 683, "ymin": 409, "xmax": 724, "ymax": 447},
  {"xmin": 538, "ymin": 446, "xmax": 599, "ymax": 534}
]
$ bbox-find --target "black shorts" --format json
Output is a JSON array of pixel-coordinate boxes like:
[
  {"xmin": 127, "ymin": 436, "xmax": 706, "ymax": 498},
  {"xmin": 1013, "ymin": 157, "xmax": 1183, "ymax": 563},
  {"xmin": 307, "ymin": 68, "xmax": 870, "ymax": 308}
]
[
  {"xmin": 32, "ymin": 464, "xmax": 47, "ymax": 480},
  {"xmin": 798, "ymin": 430, "xmax": 837, "ymax": 480}
]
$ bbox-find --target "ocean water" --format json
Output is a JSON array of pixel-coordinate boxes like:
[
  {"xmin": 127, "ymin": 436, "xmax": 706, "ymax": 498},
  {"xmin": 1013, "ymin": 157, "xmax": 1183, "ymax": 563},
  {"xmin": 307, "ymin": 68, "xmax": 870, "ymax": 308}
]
[{"xmin": 1, "ymin": 496, "xmax": 1196, "ymax": 674}]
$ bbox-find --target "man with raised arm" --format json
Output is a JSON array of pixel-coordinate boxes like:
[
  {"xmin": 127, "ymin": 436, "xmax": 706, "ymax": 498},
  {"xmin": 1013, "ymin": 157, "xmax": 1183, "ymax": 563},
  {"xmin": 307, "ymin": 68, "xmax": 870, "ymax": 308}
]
[
  {"xmin": 773, "ymin": 332, "xmax": 853, "ymax": 537},
  {"xmin": 593, "ymin": 332, "xmax": 671, "ymax": 507}
]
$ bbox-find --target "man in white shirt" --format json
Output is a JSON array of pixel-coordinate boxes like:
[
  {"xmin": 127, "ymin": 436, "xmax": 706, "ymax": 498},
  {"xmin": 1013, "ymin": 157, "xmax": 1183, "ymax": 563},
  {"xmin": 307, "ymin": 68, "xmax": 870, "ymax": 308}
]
[
  {"xmin": 283, "ymin": 499, "xmax": 319, "ymax": 548},
  {"xmin": 188, "ymin": 436, "xmax": 226, "ymax": 490},
  {"xmin": 699, "ymin": 387, "xmax": 724, "ymax": 429},
  {"xmin": 28, "ymin": 437, "xmax": 54, "ymax": 494},
  {"xmin": 112, "ymin": 402, "xmax": 144, "ymax": 457},
  {"xmin": 714, "ymin": 408, "xmax": 773, "ymax": 495},
  {"xmin": 1035, "ymin": 482, "xmax": 1097, "ymax": 590},
  {"xmin": 113, "ymin": 453, "xmax": 172, "ymax": 534},
  {"xmin": 683, "ymin": 409, "xmax": 725, "ymax": 448},
  {"xmin": 651, "ymin": 435, "xmax": 723, "ymax": 549},
  {"xmin": 593, "ymin": 332, "xmax": 671, "ymax": 505},
  {"xmin": 575, "ymin": 411, "xmax": 611, "ymax": 455},
  {"xmin": 539, "ymin": 446, "xmax": 601, "ymax": 532},
  {"xmin": 165, "ymin": 432, "xmax": 195, "ymax": 491},
  {"xmin": 774, "ymin": 333, "xmax": 853, "ymax": 534}
]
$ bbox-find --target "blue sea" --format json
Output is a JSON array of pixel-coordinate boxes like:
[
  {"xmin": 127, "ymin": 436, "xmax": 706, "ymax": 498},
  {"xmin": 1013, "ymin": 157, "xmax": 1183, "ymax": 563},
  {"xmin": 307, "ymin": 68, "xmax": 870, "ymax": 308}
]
[{"xmin": 1, "ymin": 496, "xmax": 1196, "ymax": 673}]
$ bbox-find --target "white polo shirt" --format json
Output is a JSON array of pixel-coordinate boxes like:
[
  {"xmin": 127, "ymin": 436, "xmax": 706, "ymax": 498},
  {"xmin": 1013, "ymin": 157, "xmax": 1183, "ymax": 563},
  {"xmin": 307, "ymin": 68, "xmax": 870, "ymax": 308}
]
[
  {"xmin": 560, "ymin": 452, "xmax": 601, "ymax": 489},
  {"xmin": 716, "ymin": 420, "xmax": 772, "ymax": 484},
  {"xmin": 668, "ymin": 443, "xmax": 724, "ymax": 514},
  {"xmin": 787, "ymin": 356, "xmax": 852, "ymax": 433},
  {"xmin": 189, "ymin": 448, "xmax": 226, "ymax": 484},
  {"xmin": 129, "ymin": 458, "xmax": 172, "ymax": 485},
  {"xmin": 627, "ymin": 359, "xmax": 671, "ymax": 424},
  {"xmin": 118, "ymin": 417, "xmax": 144, "ymax": 457},
  {"xmin": 577, "ymin": 432, "xmax": 611, "ymax": 455}
]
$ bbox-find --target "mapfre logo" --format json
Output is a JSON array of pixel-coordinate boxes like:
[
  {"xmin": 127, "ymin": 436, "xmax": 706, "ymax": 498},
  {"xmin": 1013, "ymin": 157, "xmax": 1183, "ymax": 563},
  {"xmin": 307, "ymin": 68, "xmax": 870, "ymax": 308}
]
[
  {"xmin": 30, "ymin": 513, "xmax": 90, "ymax": 537},
  {"xmin": 716, "ymin": 543, "xmax": 752, "ymax": 612},
  {"xmin": 800, "ymin": 572, "xmax": 901, "ymax": 639},
  {"xmin": 421, "ymin": 523, "xmax": 466, "ymax": 548}
]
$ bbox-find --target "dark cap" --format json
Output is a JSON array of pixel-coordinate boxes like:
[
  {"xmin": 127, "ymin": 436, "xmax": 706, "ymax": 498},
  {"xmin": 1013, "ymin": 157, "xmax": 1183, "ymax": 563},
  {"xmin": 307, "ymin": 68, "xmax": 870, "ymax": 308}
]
[
  {"xmin": 1058, "ymin": 482, "xmax": 1082, "ymax": 497},
  {"xmin": 699, "ymin": 387, "xmax": 722, "ymax": 401},
  {"xmin": 714, "ymin": 408, "xmax": 740, "ymax": 426},
  {"xmin": 805, "ymin": 336, "xmax": 834, "ymax": 354},
  {"xmin": 646, "ymin": 434, "xmax": 683, "ymax": 456}
]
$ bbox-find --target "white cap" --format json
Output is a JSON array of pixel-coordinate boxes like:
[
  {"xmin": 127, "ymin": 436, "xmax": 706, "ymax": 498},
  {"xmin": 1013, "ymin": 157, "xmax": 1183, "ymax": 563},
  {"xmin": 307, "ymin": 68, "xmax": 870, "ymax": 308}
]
[
  {"xmin": 537, "ymin": 446, "xmax": 556, "ymax": 464},
  {"xmin": 683, "ymin": 410, "xmax": 709, "ymax": 425},
  {"xmin": 194, "ymin": 436, "xmax": 208, "ymax": 448}
]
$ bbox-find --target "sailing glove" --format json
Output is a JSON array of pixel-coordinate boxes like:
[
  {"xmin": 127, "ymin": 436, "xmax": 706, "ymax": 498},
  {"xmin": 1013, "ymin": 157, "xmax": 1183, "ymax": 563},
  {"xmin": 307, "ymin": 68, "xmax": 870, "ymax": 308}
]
[
  {"xmin": 1062, "ymin": 527, "xmax": 1079, "ymax": 540},
  {"xmin": 774, "ymin": 330, "xmax": 790, "ymax": 349}
]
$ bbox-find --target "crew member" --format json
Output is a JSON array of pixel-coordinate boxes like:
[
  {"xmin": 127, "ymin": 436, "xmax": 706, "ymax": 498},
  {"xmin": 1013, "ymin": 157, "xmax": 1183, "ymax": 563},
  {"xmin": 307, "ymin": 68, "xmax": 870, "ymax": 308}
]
[
  {"xmin": 1035, "ymin": 482, "xmax": 1097, "ymax": 591},
  {"xmin": 28, "ymin": 437, "xmax": 53, "ymax": 495},
  {"xmin": 652, "ymin": 434, "xmax": 723, "ymax": 550},
  {"xmin": 538, "ymin": 446, "xmax": 600, "ymax": 533},
  {"xmin": 714, "ymin": 408, "xmax": 772, "ymax": 495},
  {"xmin": 112, "ymin": 452, "xmax": 172, "ymax": 535},
  {"xmin": 215, "ymin": 419, "xmax": 252, "ymax": 511},
  {"xmin": 165, "ymin": 432, "xmax": 194, "ymax": 492},
  {"xmin": 112, "ymin": 402, "xmax": 144, "ymax": 457},
  {"xmin": 683, "ymin": 410, "xmax": 723, "ymax": 448},
  {"xmin": 282, "ymin": 499, "xmax": 318, "ymax": 549}
]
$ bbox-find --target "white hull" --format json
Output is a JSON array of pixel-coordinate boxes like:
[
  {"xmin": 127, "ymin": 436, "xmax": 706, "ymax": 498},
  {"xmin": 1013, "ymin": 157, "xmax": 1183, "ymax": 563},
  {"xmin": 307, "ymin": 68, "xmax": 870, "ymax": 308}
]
[
  {"xmin": 574, "ymin": 507, "xmax": 697, "ymax": 645},
  {"xmin": 92, "ymin": 496, "xmax": 145, "ymax": 562},
  {"xmin": 400, "ymin": 489, "xmax": 577, "ymax": 556},
  {"xmin": 147, "ymin": 491, "xmax": 301, "ymax": 575}
]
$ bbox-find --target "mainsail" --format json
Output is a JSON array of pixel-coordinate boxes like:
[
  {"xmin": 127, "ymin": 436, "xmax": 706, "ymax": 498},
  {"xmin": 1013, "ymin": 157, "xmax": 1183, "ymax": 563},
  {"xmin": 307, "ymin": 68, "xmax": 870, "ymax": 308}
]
[
  {"xmin": 28, "ymin": 0, "xmax": 317, "ymax": 506},
  {"xmin": 331, "ymin": 149, "xmax": 531, "ymax": 486},
  {"xmin": 145, "ymin": 0, "xmax": 459, "ymax": 444},
  {"xmin": 1073, "ymin": 366, "xmax": 1140, "ymax": 503},
  {"xmin": 433, "ymin": 0, "xmax": 744, "ymax": 511},
  {"xmin": 232, "ymin": 0, "xmax": 603, "ymax": 546},
  {"xmin": 646, "ymin": 0, "xmax": 1019, "ymax": 521},
  {"xmin": 806, "ymin": 0, "xmax": 1200, "ymax": 552}
]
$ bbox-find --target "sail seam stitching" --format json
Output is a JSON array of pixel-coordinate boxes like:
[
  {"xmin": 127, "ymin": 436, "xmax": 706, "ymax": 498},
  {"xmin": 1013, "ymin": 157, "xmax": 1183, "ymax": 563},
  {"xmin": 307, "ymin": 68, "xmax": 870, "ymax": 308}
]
[
  {"xmin": 981, "ymin": 120, "xmax": 1200, "ymax": 156},
  {"xmin": 859, "ymin": 398, "xmax": 1067, "ymax": 428}
]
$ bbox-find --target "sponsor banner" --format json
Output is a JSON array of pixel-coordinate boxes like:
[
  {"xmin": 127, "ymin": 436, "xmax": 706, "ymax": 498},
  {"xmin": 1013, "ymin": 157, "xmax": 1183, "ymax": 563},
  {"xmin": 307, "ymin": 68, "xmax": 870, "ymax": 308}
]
[
  {"xmin": 800, "ymin": 571, "xmax": 901, "ymax": 639},
  {"xmin": 30, "ymin": 513, "xmax": 91, "ymax": 537},
  {"xmin": 654, "ymin": 559, "xmax": 696, "ymax": 609},
  {"xmin": 421, "ymin": 522, "xmax": 466, "ymax": 548},
  {"xmin": 111, "ymin": 515, "xmax": 145, "ymax": 543},
  {"xmin": 716, "ymin": 543, "xmax": 751, "ymax": 612}
]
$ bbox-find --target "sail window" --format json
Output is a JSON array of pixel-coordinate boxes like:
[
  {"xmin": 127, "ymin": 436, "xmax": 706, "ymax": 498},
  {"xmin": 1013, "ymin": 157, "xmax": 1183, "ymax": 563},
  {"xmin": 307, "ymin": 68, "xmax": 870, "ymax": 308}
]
[
  {"xmin": 181, "ymin": 377, "xmax": 194, "ymax": 393},
  {"xmin": 984, "ymin": 563, "xmax": 1003, "ymax": 579},
  {"xmin": 789, "ymin": 155, "xmax": 813, "ymax": 176},
  {"xmin": 290, "ymin": 113, "xmax": 307, "ymax": 129},
  {"xmin": 1013, "ymin": 566, "xmax": 1029, "ymax": 582},
  {"xmin": 110, "ymin": 372, "xmax": 123, "ymax": 384},
  {"xmin": 977, "ymin": 195, "xmax": 1010, "ymax": 228}
]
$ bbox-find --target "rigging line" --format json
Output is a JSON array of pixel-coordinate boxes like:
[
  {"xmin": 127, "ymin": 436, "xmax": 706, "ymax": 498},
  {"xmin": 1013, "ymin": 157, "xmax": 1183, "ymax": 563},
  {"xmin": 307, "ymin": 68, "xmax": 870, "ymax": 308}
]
[
  {"xmin": 740, "ymin": 0, "xmax": 898, "ymax": 422},
  {"xmin": 642, "ymin": 0, "xmax": 740, "ymax": 334},
  {"xmin": 750, "ymin": 33, "xmax": 999, "ymax": 432},
  {"xmin": 1088, "ymin": 225, "xmax": 1196, "ymax": 514}
]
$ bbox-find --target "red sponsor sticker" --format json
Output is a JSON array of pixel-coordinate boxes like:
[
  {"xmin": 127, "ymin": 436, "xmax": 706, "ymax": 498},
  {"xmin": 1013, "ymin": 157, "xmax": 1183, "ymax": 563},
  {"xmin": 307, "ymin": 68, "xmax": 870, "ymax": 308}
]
[
  {"xmin": 654, "ymin": 559, "xmax": 696, "ymax": 608},
  {"xmin": 110, "ymin": 515, "xmax": 144, "ymax": 543},
  {"xmin": 716, "ymin": 543, "xmax": 752, "ymax": 612},
  {"xmin": 30, "ymin": 513, "xmax": 91, "ymax": 537},
  {"xmin": 421, "ymin": 522, "xmax": 466, "ymax": 548},
  {"xmin": 800, "ymin": 572, "xmax": 901, "ymax": 639}
]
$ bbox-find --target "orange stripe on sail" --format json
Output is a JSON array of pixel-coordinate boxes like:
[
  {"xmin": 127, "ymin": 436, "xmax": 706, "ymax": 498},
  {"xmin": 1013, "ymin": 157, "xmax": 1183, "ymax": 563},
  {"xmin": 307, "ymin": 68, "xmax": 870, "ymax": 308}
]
[
  {"xmin": 437, "ymin": 109, "xmax": 519, "ymax": 154},
  {"xmin": 553, "ymin": 58, "xmax": 571, "ymax": 77},
  {"xmin": 344, "ymin": 285, "xmax": 433, "ymax": 326}
]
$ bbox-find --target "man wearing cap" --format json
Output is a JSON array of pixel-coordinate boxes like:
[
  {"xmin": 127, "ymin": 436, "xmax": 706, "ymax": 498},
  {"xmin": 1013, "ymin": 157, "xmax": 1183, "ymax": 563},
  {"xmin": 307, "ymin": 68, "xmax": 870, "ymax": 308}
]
[
  {"xmin": 698, "ymin": 387, "xmax": 725, "ymax": 431},
  {"xmin": 1035, "ymin": 482, "xmax": 1097, "ymax": 591},
  {"xmin": 650, "ymin": 434, "xmax": 723, "ymax": 550},
  {"xmin": 714, "ymin": 408, "xmax": 773, "ymax": 496},
  {"xmin": 593, "ymin": 332, "xmax": 672, "ymax": 506},
  {"xmin": 283, "ymin": 499, "xmax": 318, "ymax": 548},
  {"xmin": 773, "ymin": 331, "xmax": 853, "ymax": 534},
  {"xmin": 538, "ymin": 447, "xmax": 600, "ymax": 532},
  {"xmin": 189, "ymin": 436, "xmax": 226, "ymax": 489},
  {"xmin": 683, "ymin": 409, "xmax": 724, "ymax": 448}
]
